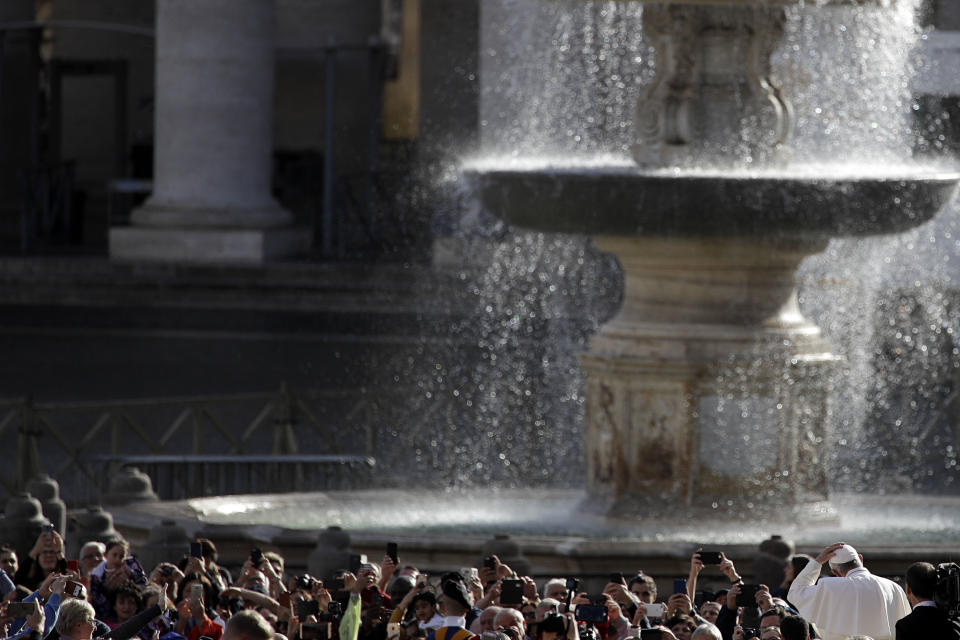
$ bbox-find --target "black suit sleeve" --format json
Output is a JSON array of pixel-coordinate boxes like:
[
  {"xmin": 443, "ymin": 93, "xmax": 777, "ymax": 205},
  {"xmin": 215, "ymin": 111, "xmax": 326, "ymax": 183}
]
[{"xmin": 101, "ymin": 604, "xmax": 163, "ymax": 640}]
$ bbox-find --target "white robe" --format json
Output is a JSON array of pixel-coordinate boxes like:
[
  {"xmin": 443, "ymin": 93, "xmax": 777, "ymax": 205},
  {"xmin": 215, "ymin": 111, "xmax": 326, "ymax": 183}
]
[{"xmin": 787, "ymin": 559, "xmax": 911, "ymax": 640}]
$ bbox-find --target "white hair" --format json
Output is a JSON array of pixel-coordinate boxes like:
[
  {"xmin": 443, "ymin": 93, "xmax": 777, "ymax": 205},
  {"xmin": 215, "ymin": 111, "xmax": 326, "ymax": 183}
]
[
  {"xmin": 80, "ymin": 541, "xmax": 106, "ymax": 555},
  {"xmin": 690, "ymin": 624, "xmax": 722, "ymax": 640},
  {"xmin": 494, "ymin": 608, "xmax": 525, "ymax": 631},
  {"xmin": 543, "ymin": 578, "xmax": 566, "ymax": 593}
]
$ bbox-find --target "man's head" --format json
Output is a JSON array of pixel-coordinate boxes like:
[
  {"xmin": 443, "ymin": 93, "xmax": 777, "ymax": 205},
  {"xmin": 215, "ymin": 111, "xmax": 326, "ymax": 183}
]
[
  {"xmin": 690, "ymin": 624, "xmax": 721, "ymax": 640},
  {"xmin": 628, "ymin": 574, "xmax": 657, "ymax": 603},
  {"xmin": 778, "ymin": 615, "xmax": 809, "ymax": 640},
  {"xmin": 55, "ymin": 598, "xmax": 96, "ymax": 639},
  {"xmin": 479, "ymin": 606, "xmax": 502, "ymax": 632},
  {"xmin": 759, "ymin": 627, "xmax": 782, "ymax": 640},
  {"xmin": 535, "ymin": 598, "xmax": 560, "ymax": 622},
  {"xmin": 698, "ymin": 601, "xmax": 721, "ymax": 625},
  {"xmin": 904, "ymin": 561, "xmax": 937, "ymax": 605},
  {"xmin": 543, "ymin": 579, "xmax": 567, "ymax": 602},
  {"xmin": 197, "ymin": 538, "xmax": 218, "ymax": 564},
  {"xmin": 0, "ymin": 546, "xmax": 17, "ymax": 577},
  {"xmin": 79, "ymin": 542, "xmax": 104, "ymax": 576},
  {"xmin": 223, "ymin": 609, "xmax": 274, "ymax": 640},
  {"xmin": 827, "ymin": 544, "xmax": 863, "ymax": 577},
  {"xmin": 758, "ymin": 606, "xmax": 785, "ymax": 630},
  {"xmin": 263, "ymin": 551, "xmax": 284, "ymax": 577},
  {"xmin": 438, "ymin": 580, "xmax": 471, "ymax": 617},
  {"xmin": 494, "ymin": 608, "xmax": 525, "ymax": 639}
]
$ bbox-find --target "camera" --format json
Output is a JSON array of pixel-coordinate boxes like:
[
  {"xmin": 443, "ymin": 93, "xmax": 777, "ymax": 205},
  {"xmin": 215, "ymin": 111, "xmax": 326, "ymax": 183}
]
[
  {"xmin": 322, "ymin": 602, "xmax": 343, "ymax": 620},
  {"xmin": 935, "ymin": 562, "xmax": 960, "ymax": 618},
  {"xmin": 296, "ymin": 574, "xmax": 316, "ymax": 591},
  {"xmin": 540, "ymin": 612, "xmax": 567, "ymax": 635}
]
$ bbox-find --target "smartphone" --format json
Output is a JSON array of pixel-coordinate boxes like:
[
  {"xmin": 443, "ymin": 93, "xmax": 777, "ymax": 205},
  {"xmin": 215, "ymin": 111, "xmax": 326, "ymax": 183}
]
[
  {"xmin": 348, "ymin": 554, "xmax": 367, "ymax": 575},
  {"xmin": 301, "ymin": 623, "xmax": 331, "ymax": 640},
  {"xmin": 387, "ymin": 622, "xmax": 401, "ymax": 639},
  {"xmin": 41, "ymin": 523, "xmax": 54, "ymax": 534},
  {"xmin": 190, "ymin": 583, "xmax": 204, "ymax": 600},
  {"xmin": 250, "ymin": 548, "xmax": 263, "ymax": 566},
  {"xmin": 459, "ymin": 567, "xmax": 478, "ymax": 583},
  {"xmin": 64, "ymin": 579, "xmax": 86, "ymax": 598},
  {"xmin": 673, "ymin": 578, "xmax": 687, "ymax": 595},
  {"xmin": 8, "ymin": 602, "xmax": 39, "ymax": 618},
  {"xmin": 57, "ymin": 557, "xmax": 68, "ymax": 573},
  {"xmin": 386, "ymin": 542, "xmax": 398, "ymax": 565},
  {"xmin": 500, "ymin": 579, "xmax": 524, "ymax": 606},
  {"xmin": 698, "ymin": 551, "xmax": 723, "ymax": 565},
  {"xmin": 639, "ymin": 630, "xmax": 663, "ymax": 640},
  {"xmin": 740, "ymin": 628, "xmax": 758, "ymax": 640},
  {"xmin": 574, "ymin": 604, "xmax": 608, "ymax": 623},
  {"xmin": 608, "ymin": 572, "xmax": 624, "ymax": 585},
  {"xmin": 644, "ymin": 602, "xmax": 665, "ymax": 618},
  {"xmin": 483, "ymin": 556, "xmax": 497, "ymax": 569},
  {"xmin": 67, "ymin": 559, "xmax": 79, "ymax": 573},
  {"xmin": 190, "ymin": 542, "xmax": 204, "ymax": 558},
  {"xmin": 736, "ymin": 584, "xmax": 760, "ymax": 608},
  {"xmin": 298, "ymin": 599, "xmax": 320, "ymax": 619}
]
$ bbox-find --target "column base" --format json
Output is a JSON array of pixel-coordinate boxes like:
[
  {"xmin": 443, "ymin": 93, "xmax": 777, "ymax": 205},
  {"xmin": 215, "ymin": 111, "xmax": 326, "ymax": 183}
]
[{"xmin": 109, "ymin": 226, "xmax": 310, "ymax": 264}]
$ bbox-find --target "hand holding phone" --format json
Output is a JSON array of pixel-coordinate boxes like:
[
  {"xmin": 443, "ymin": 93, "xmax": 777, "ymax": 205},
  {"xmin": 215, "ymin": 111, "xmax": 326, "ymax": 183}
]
[{"xmin": 698, "ymin": 551, "xmax": 723, "ymax": 565}]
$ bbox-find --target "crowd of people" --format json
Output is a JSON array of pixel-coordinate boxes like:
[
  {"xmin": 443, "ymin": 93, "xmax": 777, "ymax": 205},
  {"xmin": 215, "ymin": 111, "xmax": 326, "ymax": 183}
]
[{"xmin": 0, "ymin": 530, "xmax": 954, "ymax": 640}]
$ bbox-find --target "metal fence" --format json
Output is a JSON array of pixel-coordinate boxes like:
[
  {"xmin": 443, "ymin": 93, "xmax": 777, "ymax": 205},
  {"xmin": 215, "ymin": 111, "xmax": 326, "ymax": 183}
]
[{"xmin": 0, "ymin": 384, "xmax": 387, "ymax": 503}]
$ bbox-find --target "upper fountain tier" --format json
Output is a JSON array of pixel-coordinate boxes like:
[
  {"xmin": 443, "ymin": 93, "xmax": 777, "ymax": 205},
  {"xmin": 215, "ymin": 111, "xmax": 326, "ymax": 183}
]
[
  {"xmin": 465, "ymin": 161, "xmax": 959, "ymax": 239},
  {"xmin": 466, "ymin": 1, "xmax": 960, "ymax": 240}
]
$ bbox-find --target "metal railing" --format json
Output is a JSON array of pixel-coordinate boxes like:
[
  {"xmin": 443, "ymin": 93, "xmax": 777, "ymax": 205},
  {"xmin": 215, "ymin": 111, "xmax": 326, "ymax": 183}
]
[{"xmin": 0, "ymin": 384, "xmax": 390, "ymax": 503}]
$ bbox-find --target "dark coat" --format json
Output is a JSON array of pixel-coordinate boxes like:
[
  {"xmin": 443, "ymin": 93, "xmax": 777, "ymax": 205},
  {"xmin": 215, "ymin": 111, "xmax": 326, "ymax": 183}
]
[{"xmin": 895, "ymin": 605, "xmax": 960, "ymax": 640}]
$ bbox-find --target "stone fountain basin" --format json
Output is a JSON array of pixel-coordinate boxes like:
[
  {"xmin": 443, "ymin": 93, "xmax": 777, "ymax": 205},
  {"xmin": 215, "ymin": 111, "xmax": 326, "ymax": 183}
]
[{"xmin": 463, "ymin": 161, "xmax": 960, "ymax": 238}]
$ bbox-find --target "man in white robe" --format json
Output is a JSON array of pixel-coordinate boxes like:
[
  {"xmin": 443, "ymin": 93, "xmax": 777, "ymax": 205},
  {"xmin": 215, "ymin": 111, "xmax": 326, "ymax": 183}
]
[{"xmin": 787, "ymin": 542, "xmax": 910, "ymax": 640}]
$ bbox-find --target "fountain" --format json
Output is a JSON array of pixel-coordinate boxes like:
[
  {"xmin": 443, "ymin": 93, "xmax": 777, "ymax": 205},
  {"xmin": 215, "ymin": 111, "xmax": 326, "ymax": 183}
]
[{"xmin": 464, "ymin": 0, "xmax": 960, "ymax": 518}]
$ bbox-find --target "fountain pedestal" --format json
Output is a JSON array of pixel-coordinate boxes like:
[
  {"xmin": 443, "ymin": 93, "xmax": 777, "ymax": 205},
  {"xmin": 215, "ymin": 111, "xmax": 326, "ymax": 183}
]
[{"xmin": 580, "ymin": 236, "xmax": 835, "ymax": 516}]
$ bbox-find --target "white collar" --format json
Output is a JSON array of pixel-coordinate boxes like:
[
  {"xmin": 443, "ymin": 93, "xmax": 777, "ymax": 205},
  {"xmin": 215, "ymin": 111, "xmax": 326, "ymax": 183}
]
[
  {"xmin": 441, "ymin": 616, "xmax": 466, "ymax": 628},
  {"xmin": 914, "ymin": 600, "xmax": 938, "ymax": 608}
]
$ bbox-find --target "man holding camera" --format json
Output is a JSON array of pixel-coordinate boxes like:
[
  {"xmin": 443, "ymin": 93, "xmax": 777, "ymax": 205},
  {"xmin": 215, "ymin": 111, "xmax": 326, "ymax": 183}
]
[
  {"xmin": 894, "ymin": 562, "xmax": 960, "ymax": 639},
  {"xmin": 787, "ymin": 543, "xmax": 909, "ymax": 640}
]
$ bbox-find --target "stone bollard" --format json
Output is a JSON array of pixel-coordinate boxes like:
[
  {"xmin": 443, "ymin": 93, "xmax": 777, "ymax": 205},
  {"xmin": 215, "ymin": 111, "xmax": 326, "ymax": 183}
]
[
  {"xmin": 307, "ymin": 526, "xmax": 354, "ymax": 582},
  {"xmin": 103, "ymin": 467, "xmax": 159, "ymax": 505},
  {"xmin": 0, "ymin": 493, "xmax": 51, "ymax": 561},
  {"xmin": 752, "ymin": 534, "xmax": 794, "ymax": 589},
  {"xmin": 480, "ymin": 534, "xmax": 530, "ymax": 576},
  {"xmin": 136, "ymin": 519, "xmax": 191, "ymax": 572},
  {"xmin": 66, "ymin": 505, "xmax": 119, "ymax": 561},
  {"xmin": 27, "ymin": 474, "xmax": 66, "ymax": 535}
]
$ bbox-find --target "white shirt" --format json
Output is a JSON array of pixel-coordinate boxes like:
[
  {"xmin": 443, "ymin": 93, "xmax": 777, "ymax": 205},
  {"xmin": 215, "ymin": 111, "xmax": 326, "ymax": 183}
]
[{"xmin": 787, "ymin": 559, "xmax": 911, "ymax": 640}]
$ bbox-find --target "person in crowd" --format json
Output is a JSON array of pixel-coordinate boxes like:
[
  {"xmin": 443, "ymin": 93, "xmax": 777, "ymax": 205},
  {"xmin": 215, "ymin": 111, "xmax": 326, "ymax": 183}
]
[
  {"xmin": 197, "ymin": 539, "xmax": 233, "ymax": 591},
  {"xmin": 787, "ymin": 543, "xmax": 909, "ymax": 640},
  {"xmin": 54, "ymin": 599, "xmax": 97, "ymax": 640},
  {"xmin": 894, "ymin": 561, "xmax": 960, "ymax": 639},
  {"xmin": 773, "ymin": 557, "xmax": 813, "ymax": 604},
  {"xmin": 222, "ymin": 610, "xmax": 274, "ymax": 640},
  {"xmin": 0, "ymin": 547, "xmax": 19, "ymax": 584},
  {"xmin": 699, "ymin": 602, "xmax": 721, "ymax": 627},
  {"xmin": 89, "ymin": 538, "xmax": 147, "ymax": 621},
  {"xmin": 428, "ymin": 580, "xmax": 477, "ymax": 640},
  {"xmin": 542, "ymin": 581, "xmax": 567, "ymax": 603},
  {"xmin": 664, "ymin": 614, "xmax": 697, "ymax": 640},
  {"xmin": 175, "ymin": 572, "xmax": 222, "ymax": 640},
  {"xmin": 16, "ymin": 531, "xmax": 65, "ymax": 592},
  {"xmin": 78, "ymin": 544, "xmax": 105, "ymax": 582},
  {"xmin": 106, "ymin": 584, "xmax": 142, "ymax": 630},
  {"xmin": 412, "ymin": 592, "xmax": 443, "ymax": 633},
  {"xmin": 691, "ymin": 625, "xmax": 722, "ymax": 640}
]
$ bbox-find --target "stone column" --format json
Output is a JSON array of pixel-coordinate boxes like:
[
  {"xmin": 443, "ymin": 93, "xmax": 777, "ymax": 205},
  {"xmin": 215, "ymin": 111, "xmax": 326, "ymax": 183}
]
[{"xmin": 110, "ymin": 0, "xmax": 307, "ymax": 263}]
